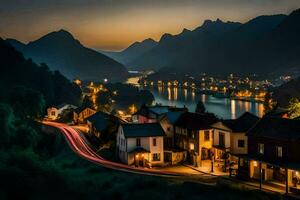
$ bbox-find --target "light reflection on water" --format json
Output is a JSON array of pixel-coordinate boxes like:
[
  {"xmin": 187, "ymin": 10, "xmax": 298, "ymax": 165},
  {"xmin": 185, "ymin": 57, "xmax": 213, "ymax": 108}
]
[{"xmin": 144, "ymin": 86, "xmax": 264, "ymax": 119}]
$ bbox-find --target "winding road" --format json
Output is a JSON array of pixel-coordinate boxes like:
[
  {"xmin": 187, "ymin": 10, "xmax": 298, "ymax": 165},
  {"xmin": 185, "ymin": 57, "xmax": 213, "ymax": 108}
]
[{"xmin": 43, "ymin": 121, "xmax": 216, "ymax": 181}]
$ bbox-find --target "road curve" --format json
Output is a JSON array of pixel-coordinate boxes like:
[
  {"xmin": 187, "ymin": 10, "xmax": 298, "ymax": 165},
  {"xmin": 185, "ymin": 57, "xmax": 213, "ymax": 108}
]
[{"xmin": 43, "ymin": 121, "xmax": 210, "ymax": 178}]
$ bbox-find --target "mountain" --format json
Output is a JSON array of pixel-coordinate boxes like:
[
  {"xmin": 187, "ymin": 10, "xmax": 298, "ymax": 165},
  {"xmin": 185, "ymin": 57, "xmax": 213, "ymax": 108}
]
[
  {"xmin": 7, "ymin": 30, "xmax": 129, "ymax": 82},
  {"xmin": 0, "ymin": 38, "xmax": 81, "ymax": 107},
  {"xmin": 127, "ymin": 11, "xmax": 298, "ymax": 78},
  {"xmin": 101, "ymin": 38, "xmax": 157, "ymax": 67}
]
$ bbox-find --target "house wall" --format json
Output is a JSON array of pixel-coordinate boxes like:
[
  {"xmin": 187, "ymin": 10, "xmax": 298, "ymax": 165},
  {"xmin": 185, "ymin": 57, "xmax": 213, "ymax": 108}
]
[
  {"xmin": 248, "ymin": 136, "xmax": 300, "ymax": 163},
  {"xmin": 47, "ymin": 108, "xmax": 58, "ymax": 120},
  {"xmin": 160, "ymin": 118, "xmax": 174, "ymax": 148},
  {"xmin": 138, "ymin": 115, "xmax": 157, "ymax": 123},
  {"xmin": 116, "ymin": 126, "xmax": 164, "ymax": 166},
  {"xmin": 231, "ymin": 133, "xmax": 248, "ymax": 155},
  {"xmin": 213, "ymin": 129, "xmax": 231, "ymax": 148},
  {"xmin": 116, "ymin": 126, "xmax": 127, "ymax": 164},
  {"xmin": 75, "ymin": 108, "xmax": 96, "ymax": 124}
]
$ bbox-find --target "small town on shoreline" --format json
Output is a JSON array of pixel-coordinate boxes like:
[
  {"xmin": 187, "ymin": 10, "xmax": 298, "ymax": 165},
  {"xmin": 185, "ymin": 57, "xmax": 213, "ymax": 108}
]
[
  {"xmin": 2, "ymin": 3, "xmax": 300, "ymax": 199},
  {"xmin": 45, "ymin": 78, "xmax": 300, "ymax": 197}
]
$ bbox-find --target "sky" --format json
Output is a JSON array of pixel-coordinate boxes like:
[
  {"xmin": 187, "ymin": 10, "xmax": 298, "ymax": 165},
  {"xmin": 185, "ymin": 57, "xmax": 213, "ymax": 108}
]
[{"xmin": 0, "ymin": 0, "xmax": 299, "ymax": 51}]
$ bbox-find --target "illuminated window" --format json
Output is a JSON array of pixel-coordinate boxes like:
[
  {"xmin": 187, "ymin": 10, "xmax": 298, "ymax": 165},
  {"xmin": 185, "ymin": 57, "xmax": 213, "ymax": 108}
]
[
  {"xmin": 153, "ymin": 138, "xmax": 157, "ymax": 146},
  {"xmin": 190, "ymin": 143, "xmax": 194, "ymax": 150},
  {"xmin": 258, "ymin": 143, "xmax": 264, "ymax": 154},
  {"xmin": 276, "ymin": 146, "xmax": 283, "ymax": 158},
  {"xmin": 152, "ymin": 153, "xmax": 160, "ymax": 161},
  {"xmin": 136, "ymin": 138, "xmax": 141, "ymax": 147},
  {"xmin": 204, "ymin": 130, "xmax": 210, "ymax": 141}
]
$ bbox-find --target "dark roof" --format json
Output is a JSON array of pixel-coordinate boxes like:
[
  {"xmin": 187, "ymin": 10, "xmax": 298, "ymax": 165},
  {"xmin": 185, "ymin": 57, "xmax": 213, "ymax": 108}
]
[
  {"xmin": 87, "ymin": 111, "xmax": 113, "ymax": 132},
  {"xmin": 128, "ymin": 146, "xmax": 150, "ymax": 153},
  {"xmin": 122, "ymin": 123, "xmax": 166, "ymax": 138},
  {"xmin": 134, "ymin": 105, "xmax": 170, "ymax": 118},
  {"xmin": 55, "ymin": 103, "xmax": 68, "ymax": 109},
  {"xmin": 74, "ymin": 106, "xmax": 95, "ymax": 114},
  {"xmin": 264, "ymin": 107, "xmax": 288, "ymax": 118},
  {"xmin": 247, "ymin": 117, "xmax": 300, "ymax": 141},
  {"xmin": 223, "ymin": 112, "xmax": 259, "ymax": 133},
  {"xmin": 162, "ymin": 111, "xmax": 184, "ymax": 124},
  {"xmin": 175, "ymin": 112, "xmax": 218, "ymax": 130}
]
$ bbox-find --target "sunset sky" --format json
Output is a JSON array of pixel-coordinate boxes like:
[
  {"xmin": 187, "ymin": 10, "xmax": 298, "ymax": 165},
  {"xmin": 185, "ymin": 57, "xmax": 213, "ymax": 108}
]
[{"xmin": 1, "ymin": 0, "xmax": 299, "ymax": 51}]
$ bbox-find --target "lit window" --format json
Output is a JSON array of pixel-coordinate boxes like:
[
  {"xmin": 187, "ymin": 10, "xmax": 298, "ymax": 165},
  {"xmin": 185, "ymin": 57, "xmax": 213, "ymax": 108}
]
[
  {"xmin": 204, "ymin": 130, "xmax": 210, "ymax": 141},
  {"xmin": 153, "ymin": 138, "xmax": 157, "ymax": 146},
  {"xmin": 238, "ymin": 140, "xmax": 245, "ymax": 148},
  {"xmin": 152, "ymin": 153, "xmax": 160, "ymax": 161},
  {"xmin": 258, "ymin": 143, "xmax": 264, "ymax": 154},
  {"xmin": 136, "ymin": 138, "xmax": 141, "ymax": 147},
  {"xmin": 276, "ymin": 146, "xmax": 283, "ymax": 158},
  {"xmin": 190, "ymin": 143, "xmax": 194, "ymax": 150}
]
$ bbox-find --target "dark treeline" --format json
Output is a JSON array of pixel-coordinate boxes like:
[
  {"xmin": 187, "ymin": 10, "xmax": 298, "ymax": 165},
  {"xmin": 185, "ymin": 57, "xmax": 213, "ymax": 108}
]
[{"xmin": 0, "ymin": 38, "xmax": 81, "ymax": 111}]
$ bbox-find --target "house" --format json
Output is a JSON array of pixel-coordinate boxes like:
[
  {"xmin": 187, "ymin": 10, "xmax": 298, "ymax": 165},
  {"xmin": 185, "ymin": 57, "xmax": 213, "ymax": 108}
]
[
  {"xmin": 132, "ymin": 104, "xmax": 187, "ymax": 123},
  {"xmin": 116, "ymin": 123, "xmax": 165, "ymax": 167},
  {"xmin": 47, "ymin": 103, "xmax": 77, "ymax": 120},
  {"xmin": 73, "ymin": 106, "xmax": 96, "ymax": 124},
  {"xmin": 212, "ymin": 112, "xmax": 260, "ymax": 163},
  {"xmin": 237, "ymin": 117, "xmax": 300, "ymax": 194},
  {"xmin": 87, "ymin": 111, "xmax": 120, "ymax": 139},
  {"xmin": 159, "ymin": 111, "xmax": 184, "ymax": 149},
  {"xmin": 174, "ymin": 112, "xmax": 218, "ymax": 166},
  {"xmin": 159, "ymin": 111, "xmax": 187, "ymax": 165}
]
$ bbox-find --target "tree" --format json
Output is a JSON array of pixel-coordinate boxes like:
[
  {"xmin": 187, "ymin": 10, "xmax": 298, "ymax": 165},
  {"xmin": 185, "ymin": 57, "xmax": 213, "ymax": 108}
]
[
  {"xmin": 0, "ymin": 104, "xmax": 15, "ymax": 147},
  {"xmin": 195, "ymin": 100, "xmax": 206, "ymax": 113},
  {"xmin": 9, "ymin": 86, "xmax": 45, "ymax": 120},
  {"xmin": 263, "ymin": 91, "xmax": 275, "ymax": 114},
  {"xmin": 288, "ymin": 98, "xmax": 300, "ymax": 119}
]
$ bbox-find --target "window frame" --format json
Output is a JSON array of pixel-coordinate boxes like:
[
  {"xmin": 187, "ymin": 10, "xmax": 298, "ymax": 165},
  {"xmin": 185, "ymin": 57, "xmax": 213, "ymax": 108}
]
[
  {"xmin": 152, "ymin": 153, "xmax": 160, "ymax": 161},
  {"xmin": 136, "ymin": 138, "xmax": 141, "ymax": 147},
  {"xmin": 258, "ymin": 143, "xmax": 264, "ymax": 155},
  {"xmin": 204, "ymin": 130, "xmax": 210, "ymax": 141},
  {"xmin": 153, "ymin": 138, "xmax": 157, "ymax": 146},
  {"xmin": 238, "ymin": 139, "xmax": 245, "ymax": 148}
]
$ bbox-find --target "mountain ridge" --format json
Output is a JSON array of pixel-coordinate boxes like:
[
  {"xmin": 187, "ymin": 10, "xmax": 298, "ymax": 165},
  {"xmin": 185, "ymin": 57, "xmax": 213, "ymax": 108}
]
[{"xmin": 7, "ymin": 29, "xmax": 129, "ymax": 82}]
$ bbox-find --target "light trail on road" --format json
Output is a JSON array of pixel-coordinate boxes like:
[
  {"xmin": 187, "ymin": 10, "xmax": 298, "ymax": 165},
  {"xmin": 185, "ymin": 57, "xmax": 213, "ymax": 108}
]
[{"xmin": 43, "ymin": 121, "xmax": 212, "ymax": 179}]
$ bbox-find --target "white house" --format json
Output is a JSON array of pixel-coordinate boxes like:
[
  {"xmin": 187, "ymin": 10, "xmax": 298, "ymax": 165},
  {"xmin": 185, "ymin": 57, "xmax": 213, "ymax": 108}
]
[
  {"xmin": 116, "ymin": 123, "xmax": 165, "ymax": 167},
  {"xmin": 47, "ymin": 103, "xmax": 77, "ymax": 120},
  {"xmin": 212, "ymin": 112, "xmax": 260, "ymax": 165}
]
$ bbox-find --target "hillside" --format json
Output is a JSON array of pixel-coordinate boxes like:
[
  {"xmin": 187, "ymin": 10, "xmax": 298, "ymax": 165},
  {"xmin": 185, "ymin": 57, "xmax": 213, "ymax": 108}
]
[
  {"xmin": 7, "ymin": 30, "xmax": 129, "ymax": 82},
  {"xmin": 101, "ymin": 38, "xmax": 157, "ymax": 67},
  {"xmin": 272, "ymin": 77, "xmax": 300, "ymax": 107},
  {"xmin": 0, "ymin": 38, "xmax": 81, "ymax": 107}
]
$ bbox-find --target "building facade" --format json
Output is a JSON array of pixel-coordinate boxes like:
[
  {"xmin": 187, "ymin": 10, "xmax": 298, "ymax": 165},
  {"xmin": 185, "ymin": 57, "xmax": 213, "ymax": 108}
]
[
  {"xmin": 116, "ymin": 123, "xmax": 165, "ymax": 167},
  {"xmin": 174, "ymin": 112, "xmax": 218, "ymax": 166},
  {"xmin": 238, "ymin": 117, "xmax": 300, "ymax": 194}
]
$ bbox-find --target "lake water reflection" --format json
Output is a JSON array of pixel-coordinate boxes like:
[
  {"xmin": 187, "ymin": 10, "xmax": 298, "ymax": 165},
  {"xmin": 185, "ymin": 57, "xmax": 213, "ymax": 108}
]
[{"xmin": 143, "ymin": 86, "xmax": 264, "ymax": 119}]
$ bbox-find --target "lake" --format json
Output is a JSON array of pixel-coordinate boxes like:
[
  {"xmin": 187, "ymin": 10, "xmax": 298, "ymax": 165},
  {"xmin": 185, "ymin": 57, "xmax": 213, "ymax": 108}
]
[{"xmin": 142, "ymin": 85, "xmax": 264, "ymax": 119}]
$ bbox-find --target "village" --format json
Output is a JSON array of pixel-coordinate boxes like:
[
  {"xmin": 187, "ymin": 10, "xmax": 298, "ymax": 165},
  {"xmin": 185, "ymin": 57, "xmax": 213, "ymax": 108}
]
[{"xmin": 45, "ymin": 81, "xmax": 300, "ymax": 197}]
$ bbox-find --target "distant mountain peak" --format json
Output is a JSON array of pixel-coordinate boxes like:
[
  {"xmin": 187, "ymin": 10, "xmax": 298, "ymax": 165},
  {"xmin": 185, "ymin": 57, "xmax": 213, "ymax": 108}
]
[
  {"xmin": 159, "ymin": 33, "xmax": 173, "ymax": 42},
  {"xmin": 181, "ymin": 28, "xmax": 191, "ymax": 34},
  {"xmin": 28, "ymin": 29, "xmax": 77, "ymax": 46}
]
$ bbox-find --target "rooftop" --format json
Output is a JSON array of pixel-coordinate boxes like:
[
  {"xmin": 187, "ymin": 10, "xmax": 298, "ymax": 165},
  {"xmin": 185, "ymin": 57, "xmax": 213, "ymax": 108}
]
[
  {"xmin": 247, "ymin": 117, "xmax": 300, "ymax": 141},
  {"xmin": 175, "ymin": 112, "xmax": 218, "ymax": 130},
  {"xmin": 87, "ymin": 111, "xmax": 116, "ymax": 131},
  {"xmin": 223, "ymin": 112, "xmax": 260, "ymax": 133},
  {"xmin": 161, "ymin": 111, "xmax": 184, "ymax": 124},
  {"xmin": 122, "ymin": 123, "xmax": 166, "ymax": 138}
]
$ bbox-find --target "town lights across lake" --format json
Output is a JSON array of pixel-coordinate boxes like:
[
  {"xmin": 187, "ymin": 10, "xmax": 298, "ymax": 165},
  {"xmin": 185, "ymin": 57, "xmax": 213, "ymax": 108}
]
[{"xmin": 143, "ymin": 86, "xmax": 264, "ymax": 119}]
